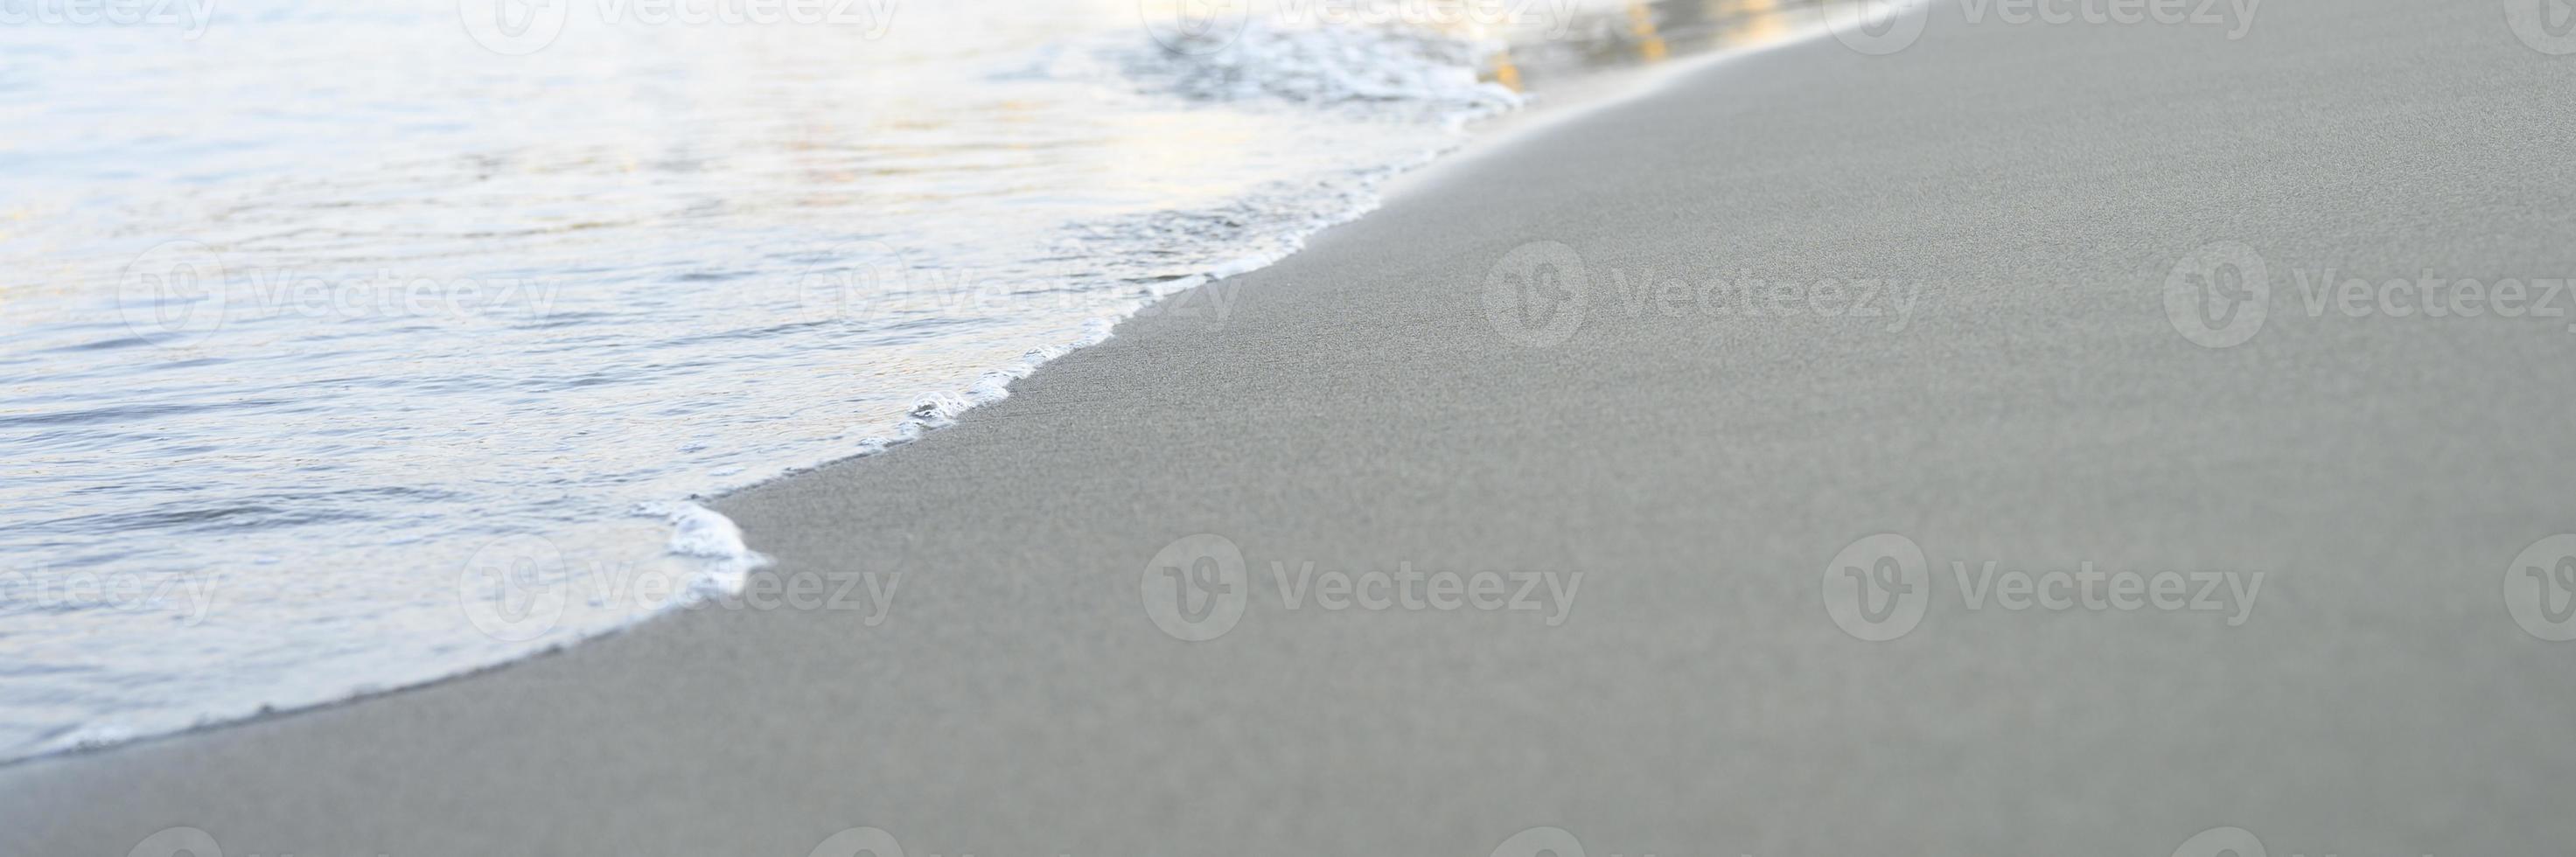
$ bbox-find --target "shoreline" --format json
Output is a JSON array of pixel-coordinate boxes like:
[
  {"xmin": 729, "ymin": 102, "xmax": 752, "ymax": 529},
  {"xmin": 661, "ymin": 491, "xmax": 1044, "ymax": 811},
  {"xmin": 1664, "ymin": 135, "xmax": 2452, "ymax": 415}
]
[
  {"xmin": 13, "ymin": 0, "xmax": 2576, "ymax": 854},
  {"xmin": 0, "ymin": 9, "xmax": 1860, "ymax": 771}
]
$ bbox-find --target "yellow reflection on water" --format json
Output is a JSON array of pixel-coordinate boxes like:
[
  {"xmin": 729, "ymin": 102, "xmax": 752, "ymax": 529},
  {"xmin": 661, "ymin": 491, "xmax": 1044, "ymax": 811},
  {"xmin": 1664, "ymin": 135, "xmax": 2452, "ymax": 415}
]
[
  {"xmin": 1483, "ymin": 0, "xmax": 1834, "ymax": 90},
  {"xmin": 1490, "ymin": 51, "xmax": 1525, "ymax": 91},
  {"xmin": 1714, "ymin": 0, "xmax": 1791, "ymax": 48},
  {"xmin": 1629, "ymin": 3, "xmax": 1671, "ymax": 63}
]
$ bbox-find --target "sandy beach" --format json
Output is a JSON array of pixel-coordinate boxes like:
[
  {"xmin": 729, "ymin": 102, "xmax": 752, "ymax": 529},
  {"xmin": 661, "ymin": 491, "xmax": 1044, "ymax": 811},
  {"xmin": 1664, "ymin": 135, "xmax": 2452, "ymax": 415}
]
[{"xmin": 11, "ymin": 0, "xmax": 2576, "ymax": 854}]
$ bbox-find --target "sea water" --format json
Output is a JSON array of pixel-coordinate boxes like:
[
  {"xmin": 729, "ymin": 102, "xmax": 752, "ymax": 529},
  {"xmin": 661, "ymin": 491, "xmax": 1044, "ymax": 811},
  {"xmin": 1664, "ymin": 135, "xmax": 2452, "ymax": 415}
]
[{"xmin": 0, "ymin": 0, "xmax": 1840, "ymax": 760}]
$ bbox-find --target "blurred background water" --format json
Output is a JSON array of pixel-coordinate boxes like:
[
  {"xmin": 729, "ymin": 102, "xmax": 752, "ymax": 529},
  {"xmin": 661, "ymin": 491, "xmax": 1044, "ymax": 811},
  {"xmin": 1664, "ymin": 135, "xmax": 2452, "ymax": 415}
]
[{"xmin": 0, "ymin": 0, "xmax": 1835, "ymax": 760}]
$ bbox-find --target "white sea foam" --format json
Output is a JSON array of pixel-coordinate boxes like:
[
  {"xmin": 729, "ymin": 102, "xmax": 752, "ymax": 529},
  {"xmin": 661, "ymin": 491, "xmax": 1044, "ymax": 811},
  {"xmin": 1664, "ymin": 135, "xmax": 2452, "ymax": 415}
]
[
  {"xmin": 1103, "ymin": 18, "xmax": 1522, "ymax": 115},
  {"xmin": 640, "ymin": 501, "xmax": 770, "ymax": 601}
]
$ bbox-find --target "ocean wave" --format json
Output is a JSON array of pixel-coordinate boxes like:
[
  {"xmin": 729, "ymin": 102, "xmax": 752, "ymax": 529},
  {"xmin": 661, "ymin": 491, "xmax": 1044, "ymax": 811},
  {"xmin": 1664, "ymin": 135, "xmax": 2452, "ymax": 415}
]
[{"xmin": 0, "ymin": 2, "xmax": 1540, "ymax": 764}]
